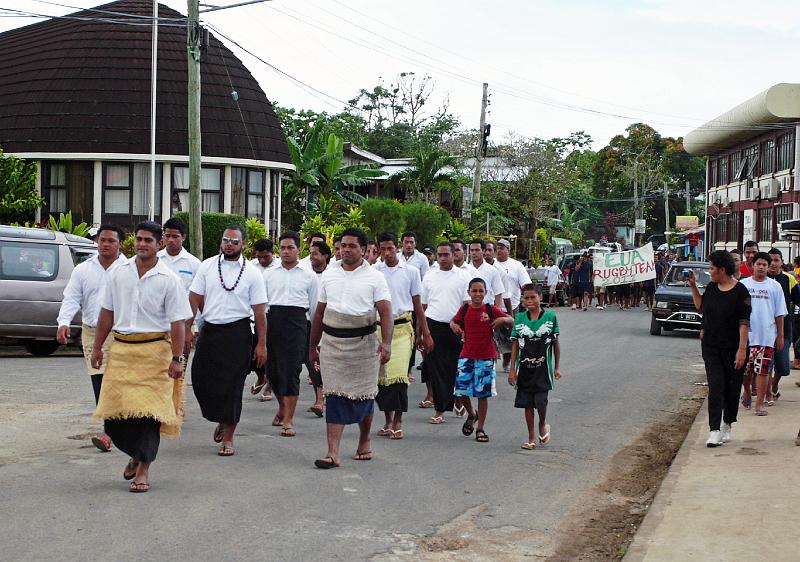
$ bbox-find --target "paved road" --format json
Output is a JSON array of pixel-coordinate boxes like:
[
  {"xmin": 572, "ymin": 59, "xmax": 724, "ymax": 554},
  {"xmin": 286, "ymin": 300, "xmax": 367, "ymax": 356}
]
[{"xmin": 0, "ymin": 307, "xmax": 703, "ymax": 561}]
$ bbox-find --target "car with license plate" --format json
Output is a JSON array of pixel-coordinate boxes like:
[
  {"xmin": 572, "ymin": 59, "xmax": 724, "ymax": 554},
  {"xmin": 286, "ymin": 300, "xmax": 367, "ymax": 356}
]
[
  {"xmin": 528, "ymin": 266, "xmax": 566, "ymax": 306},
  {"xmin": 650, "ymin": 261, "xmax": 710, "ymax": 335},
  {"xmin": 0, "ymin": 225, "xmax": 97, "ymax": 355}
]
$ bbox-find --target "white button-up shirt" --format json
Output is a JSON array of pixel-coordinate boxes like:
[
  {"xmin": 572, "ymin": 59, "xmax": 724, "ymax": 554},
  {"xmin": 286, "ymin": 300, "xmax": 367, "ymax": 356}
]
[
  {"xmin": 373, "ymin": 260, "xmax": 422, "ymax": 317},
  {"xmin": 493, "ymin": 257, "xmax": 531, "ymax": 309},
  {"xmin": 156, "ymin": 247, "xmax": 202, "ymax": 295},
  {"xmin": 263, "ymin": 263, "xmax": 319, "ymax": 319},
  {"xmin": 421, "ymin": 267, "xmax": 470, "ymax": 323},
  {"xmin": 463, "ymin": 260, "xmax": 505, "ymax": 305},
  {"xmin": 319, "ymin": 260, "xmax": 391, "ymax": 316},
  {"xmin": 101, "ymin": 256, "xmax": 192, "ymax": 334},
  {"xmin": 399, "ymin": 249, "xmax": 429, "ymax": 278},
  {"xmin": 250, "ymin": 258, "xmax": 279, "ymax": 275},
  {"xmin": 57, "ymin": 253, "xmax": 127, "ymax": 328},
  {"xmin": 190, "ymin": 255, "xmax": 268, "ymax": 324}
]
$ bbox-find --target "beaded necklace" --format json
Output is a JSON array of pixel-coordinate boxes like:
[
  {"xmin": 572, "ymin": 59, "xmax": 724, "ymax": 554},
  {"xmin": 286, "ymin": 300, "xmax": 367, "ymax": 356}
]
[{"xmin": 218, "ymin": 254, "xmax": 246, "ymax": 292}]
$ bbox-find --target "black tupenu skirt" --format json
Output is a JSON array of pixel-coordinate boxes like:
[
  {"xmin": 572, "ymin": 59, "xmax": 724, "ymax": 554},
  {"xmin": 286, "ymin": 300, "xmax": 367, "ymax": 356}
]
[
  {"xmin": 422, "ymin": 319, "xmax": 463, "ymax": 413},
  {"xmin": 376, "ymin": 382, "xmax": 408, "ymax": 412},
  {"xmin": 267, "ymin": 306, "xmax": 308, "ymax": 397},
  {"xmin": 105, "ymin": 417, "xmax": 161, "ymax": 463},
  {"xmin": 191, "ymin": 317, "xmax": 252, "ymax": 425}
]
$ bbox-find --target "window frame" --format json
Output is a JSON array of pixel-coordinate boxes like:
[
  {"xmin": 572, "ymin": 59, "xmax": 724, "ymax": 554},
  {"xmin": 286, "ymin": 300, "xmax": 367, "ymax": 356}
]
[
  {"xmin": 758, "ymin": 206, "xmax": 774, "ymax": 243},
  {"xmin": 0, "ymin": 241, "xmax": 60, "ymax": 281},
  {"xmin": 42, "ymin": 161, "xmax": 69, "ymax": 215},
  {"xmin": 102, "ymin": 162, "xmax": 134, "ymax": 217},
  {"xmin": 172, "ymin": 165, "xmax": 223, "ymax": 213}
]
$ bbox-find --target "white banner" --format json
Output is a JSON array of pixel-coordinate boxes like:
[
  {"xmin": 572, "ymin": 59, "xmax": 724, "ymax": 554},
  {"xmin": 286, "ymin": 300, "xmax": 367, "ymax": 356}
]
[{"xmin": 592, "ymin": 243, "xmax": 656, "ymax": 287}]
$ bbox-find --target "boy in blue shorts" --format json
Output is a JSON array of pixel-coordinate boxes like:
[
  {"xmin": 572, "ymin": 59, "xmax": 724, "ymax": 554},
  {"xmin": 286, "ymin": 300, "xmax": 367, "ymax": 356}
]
[
  {"xmin": 450, "ymin": 278, "xmax": 512, "ymax": 443},
  {"xmin": 509, "ymin": 284, "xmax": 561, "ymax": 449}
]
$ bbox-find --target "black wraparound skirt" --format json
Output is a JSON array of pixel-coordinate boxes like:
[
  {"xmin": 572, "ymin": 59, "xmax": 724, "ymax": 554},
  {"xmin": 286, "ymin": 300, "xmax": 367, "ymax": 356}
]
[
  {"xmin": 192, "ymin": 318, "xmax": 252, "ymax": 425},
  {"xmin": 423, "ymin": 319, "xmax": 463, "ymax": 413}
]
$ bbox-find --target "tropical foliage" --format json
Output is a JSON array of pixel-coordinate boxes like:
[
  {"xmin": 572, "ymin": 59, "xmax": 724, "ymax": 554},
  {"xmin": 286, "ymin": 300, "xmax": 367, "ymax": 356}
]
[
  {"xmin": 47, "ymin": 212, "xmax": 90, "ymax": 238},
  {"xmin": 0, "ymin": 149, "xmax": 43, "ymax": 224},
  {"xmin": 391, "ymin": 146, "xmax": 464, "ymax": 202}
]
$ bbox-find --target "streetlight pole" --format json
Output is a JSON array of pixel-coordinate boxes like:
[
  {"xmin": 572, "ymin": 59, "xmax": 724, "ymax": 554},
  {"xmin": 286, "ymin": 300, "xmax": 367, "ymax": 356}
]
[
  {"xmin": 148, "ymin": 0, "xmax": 158, "ymax": 221},
  {"xmin": 187, "ymin": 0, "xmax": 203, "ymax": 257}
]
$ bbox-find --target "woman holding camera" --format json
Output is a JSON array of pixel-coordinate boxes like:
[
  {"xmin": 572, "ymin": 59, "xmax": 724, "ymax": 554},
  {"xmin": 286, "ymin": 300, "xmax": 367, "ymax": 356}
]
[{"xmin": 688, "ymin": 250, "xmax": 751, "ymax": 447}]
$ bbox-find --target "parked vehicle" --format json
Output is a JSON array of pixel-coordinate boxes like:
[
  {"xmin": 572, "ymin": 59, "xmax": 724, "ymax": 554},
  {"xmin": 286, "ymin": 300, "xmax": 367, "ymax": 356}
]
[
  {"xmin": 528, "ymin": 266, "xmax": 566, "ymax": 306},
  {"xmin": 0, "ymin": 225, "xmax": 96, "ymax": 355},
  {"xmin": 650, "ymin": 261, "xmax": 710, "ymax": 336}
]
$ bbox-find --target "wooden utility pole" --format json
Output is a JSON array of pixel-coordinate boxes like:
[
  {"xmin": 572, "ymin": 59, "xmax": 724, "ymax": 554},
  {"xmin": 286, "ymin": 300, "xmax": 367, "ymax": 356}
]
[
  {"xmin": 685, "ymin": 180, "xmax": 691, "ymax": 214},
  {"xmin": 663, "ymin": 180, "xmax": 670, "ymax": 248},
  {"xmin": 471, "ymin": 82, "xmax": 489, "ymax": 206},
  {"xmin": 187, "ymin": 0, "xmax": 203, "ymax": 258},
  {"xmin": 633, "ymin": 160, "xmax": 639, "ymax": 246}
]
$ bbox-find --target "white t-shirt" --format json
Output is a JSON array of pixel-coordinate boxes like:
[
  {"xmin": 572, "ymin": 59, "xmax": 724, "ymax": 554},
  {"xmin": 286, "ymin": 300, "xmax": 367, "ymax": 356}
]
[
  {"xmin": 319, "ymin": 259, "xmax": 391, "ymax": 316},
  {"xmin": 741, "ymin": 276, "xmax": 788, "ymax": 347},
  {"xmin": 156, "ymin": 247, "xmax": 202, "ymax": 295},
  {"xmin": 493, "ymin": 257, "xmax": 530, "ymax": 309},
  {"xmin": 190, "ymin": 255, "xmax": 268, "ymax": 324},
  {"xmin": 373, "ymin": 260, "xmax": 422, "ymax": 317},
  {"xmin": 463, "ymin": 260, "xmax": 505, "ymax": 305},
  {"xmin": 545, "ymin": 265, "xmax": 561, "ymax": 288},
  {"xmin": 421, "ymin": 267, "xmax": 470, "ymax": 323}
]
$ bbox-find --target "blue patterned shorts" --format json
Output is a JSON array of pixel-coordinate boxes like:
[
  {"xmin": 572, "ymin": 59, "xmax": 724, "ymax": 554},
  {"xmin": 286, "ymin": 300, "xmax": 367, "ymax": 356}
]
[{"xmin": 454, "ymin": 358, "xmax": 495, "ymax": 399}]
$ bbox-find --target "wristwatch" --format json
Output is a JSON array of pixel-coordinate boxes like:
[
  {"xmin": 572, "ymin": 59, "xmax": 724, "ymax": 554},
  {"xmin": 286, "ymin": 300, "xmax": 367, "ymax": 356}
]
[{"xmin": 172, "ymin": 356, "xmax": 185, "ymax": 364}]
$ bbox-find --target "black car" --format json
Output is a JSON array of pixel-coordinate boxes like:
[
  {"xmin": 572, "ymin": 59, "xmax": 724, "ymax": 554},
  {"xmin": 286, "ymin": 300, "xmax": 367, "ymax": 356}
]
[{"xmin": 650, "ymin": 262, "xmax": 710, "ymax": 335}]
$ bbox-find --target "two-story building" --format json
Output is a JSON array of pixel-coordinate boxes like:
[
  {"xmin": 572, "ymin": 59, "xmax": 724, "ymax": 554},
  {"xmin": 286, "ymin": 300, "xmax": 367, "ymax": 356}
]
[{"xmin": 684, "ymin": 83, "xmax": 800, "ymax": 258}]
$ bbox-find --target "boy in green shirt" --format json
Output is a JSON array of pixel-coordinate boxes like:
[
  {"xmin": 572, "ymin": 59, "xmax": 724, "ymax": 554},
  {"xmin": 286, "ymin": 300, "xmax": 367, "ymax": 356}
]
[{"xmin": 508, "ymin": 284, "xmax": 561, "ymax": 449}]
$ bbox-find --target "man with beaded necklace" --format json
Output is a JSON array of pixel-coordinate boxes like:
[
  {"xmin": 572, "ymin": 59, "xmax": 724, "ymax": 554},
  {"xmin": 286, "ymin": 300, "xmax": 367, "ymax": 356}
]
[{"xmin": 188, "ymin": 225, "xmax": 268, "ymax": 456}]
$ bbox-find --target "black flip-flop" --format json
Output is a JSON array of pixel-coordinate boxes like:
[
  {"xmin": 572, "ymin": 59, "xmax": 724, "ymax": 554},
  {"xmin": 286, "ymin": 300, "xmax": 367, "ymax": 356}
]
[
  {"xmin": 123, "ymin": 460, "xmax": 139, "ymax": 480},
  {"xmin": 314, "ymin": 457, "xmax": 340, "ymax": 469},
  {"xmin": 462, "ymin": 414, "xmax": 476, "ymax": 436},
  {"xmin": 213, "ymin": 423, "xmax": 224, "ymax": 443},
  {"xmin": 475, "ymin": 429, "xmax": 489, "ymax": 443}
]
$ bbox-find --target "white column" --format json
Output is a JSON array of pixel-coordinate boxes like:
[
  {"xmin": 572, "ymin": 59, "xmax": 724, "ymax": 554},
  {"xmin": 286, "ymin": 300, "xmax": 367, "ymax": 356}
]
[
  {"xmin": 223, "ymin": 165, "xmax": 232, "ymax": 214},
  {"xmin": 263, "ymin": 169, "xmax": 270, "ymax": 229},
  {"xmin": 276, "ymin": 172, "xmax": 282, "ymax": 234},
  {"xmin": 93, "ymin": 161, "xmax": 102, "ymax": 225},
  {"xmin": 34, "ymin": 161, "xmax": 42, "ymax": 224},
  {"xmin": 703, "ymin": 158, "xmax": 709, "ymax": 258},
  {"xmin": 162, "ymin": 162, "xmax": 172, "ymax": 220}
]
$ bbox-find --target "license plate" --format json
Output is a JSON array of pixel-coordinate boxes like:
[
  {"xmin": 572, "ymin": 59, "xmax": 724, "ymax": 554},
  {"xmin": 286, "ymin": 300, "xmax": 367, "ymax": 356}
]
[{"xmin": 679, "ymin": 313, "xmax": 697, "ymax": 321}]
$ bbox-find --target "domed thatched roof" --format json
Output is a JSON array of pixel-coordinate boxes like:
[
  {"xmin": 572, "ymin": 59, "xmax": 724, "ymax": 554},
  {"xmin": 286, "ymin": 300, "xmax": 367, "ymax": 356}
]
[{"xmin": 0, "ymin": 0, "xmax": 290, "ymax": 164}]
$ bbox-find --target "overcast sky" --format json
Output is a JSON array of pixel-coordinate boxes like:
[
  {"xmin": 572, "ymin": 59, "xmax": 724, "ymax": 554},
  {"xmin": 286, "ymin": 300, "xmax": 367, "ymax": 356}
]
[{"xmin": 4, "ymin": 0, "xmax": 800, "ymax": 149}]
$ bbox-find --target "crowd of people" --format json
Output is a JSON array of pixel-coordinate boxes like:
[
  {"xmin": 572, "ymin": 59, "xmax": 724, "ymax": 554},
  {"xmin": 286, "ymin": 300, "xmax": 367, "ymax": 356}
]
[
  {"xmin": 689, "ymin": 242, "xmax": 800, "ymax": 448},
  {"xmin": 56, "ymin": 222, "xmax": 563, "ymax": 492}
]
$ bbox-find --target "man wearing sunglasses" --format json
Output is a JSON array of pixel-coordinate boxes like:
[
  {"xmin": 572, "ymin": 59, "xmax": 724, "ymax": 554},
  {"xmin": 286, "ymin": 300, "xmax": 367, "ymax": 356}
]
[{"xmin": 188, "ymin": 225, "xmax": 268, "ymax": 457}]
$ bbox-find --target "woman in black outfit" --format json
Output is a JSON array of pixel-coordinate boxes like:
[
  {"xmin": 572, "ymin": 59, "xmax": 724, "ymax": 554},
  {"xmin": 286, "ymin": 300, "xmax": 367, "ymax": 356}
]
[{"xmin": 688, "ymin": 250, "xmax": 751, "ymax": 447}]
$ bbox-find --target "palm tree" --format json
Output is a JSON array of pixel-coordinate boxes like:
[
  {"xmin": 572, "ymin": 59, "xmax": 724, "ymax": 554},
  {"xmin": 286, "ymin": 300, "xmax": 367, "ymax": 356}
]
[
  {"xmin": 284, "ymin": 119, "xmax": 385, "ymax": 211},
  {"xmin": 392, "ymin": 145, "xmax": 462, "ymax": 202}
]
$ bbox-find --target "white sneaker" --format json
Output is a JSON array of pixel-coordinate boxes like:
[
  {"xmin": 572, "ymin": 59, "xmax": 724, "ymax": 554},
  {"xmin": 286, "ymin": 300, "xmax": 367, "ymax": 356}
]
[
  {"xmin": 721, "ymin": 423, "xmax": 732, "ymax": 443},
  {"xmin": 597, "ymin": 306, "xmax": 604, "ymax": 310},
  {"xmin": 571, "ymin": 304, "xmax": 577, "ymax": 310},
  {"xmin": 706, "ymin": 430, "xmax": 723, "ymax": 447}
]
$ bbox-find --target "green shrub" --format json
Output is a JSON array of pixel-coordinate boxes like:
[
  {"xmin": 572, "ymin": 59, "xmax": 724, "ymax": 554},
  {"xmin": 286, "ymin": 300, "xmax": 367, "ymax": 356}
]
[
  {"xmin": 402, "ymin": 202, "xmax": 448, "ymax": 247},
  {"xmin": 360, "ymin": 198, "xmax": 405, "ymax": 239},
  {"xmin": 244, "ymin": 217, "xmax": 268, "ymax": 259},
  {"xmin": 47, "ymin": 211, "xmax": 90, "ymax": 238},
  {"xmin": 173, "ymin": 211, "xmax": 247, "ymax": 260},
  {"xmin": 121, "ymin": 232, "xmax": 136, "ymax": 257}
]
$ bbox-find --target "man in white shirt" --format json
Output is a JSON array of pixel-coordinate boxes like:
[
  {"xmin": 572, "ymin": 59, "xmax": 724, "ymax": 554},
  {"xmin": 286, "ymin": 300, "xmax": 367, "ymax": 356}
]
[
  {"xmin": 421, "ymin": 242, "xmax": 470, "ymax": 423},
  {"xmin": 56, "ymin": 223, "xmax": 127, "ymax": 452},
  {"xmin": 262, "ymin": 231, "xmax": 320, "ymax": 436},
  {"xmin": 247, "ymin": 238, "xmax": 278, "ymax": 400},
  {"xmin": 309, "ymin": 241, "xmax": 331, "ymax": 278},
  {"xmin": 399, "ymin": 231, "xmax": 430, "ymax": 378},
  {"xmin": 298, "ymin": 232, "xmax": 325, "ymax": 272},
  {"xmin": 466, "ymin": 239, "xmax": 505, "ymax": 308},
  {"xmin": 308, "ymin": 228, "xmax": 393, "ymax": 469},
  {"xmin": 189, "ymin": 225, "xmax": 268, "ymax": 457},
  {"xmin": 91, "ymin": 221, "xmax": 192, "ymax": 493},
  {"xmin": 374, "ymin": 232, "xmax": 433, "ymax": 439},
  {"xmin": 400, "ymin": 231, "xmax": 430, "ymax": 279},
  {"xmin": 250, "ymin": 238, "xmax": 279, "ymax": 274},
  {"xmin": 544, "ymin": 257, "xmax": 562, "ymax": 308},
  {"xmin": 741, "ymin": 251, "xmax": 787, "ymax": 415},
  {"xmin": 157, "ymin": 217, "xmax": 202, "ymax": 294}
]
